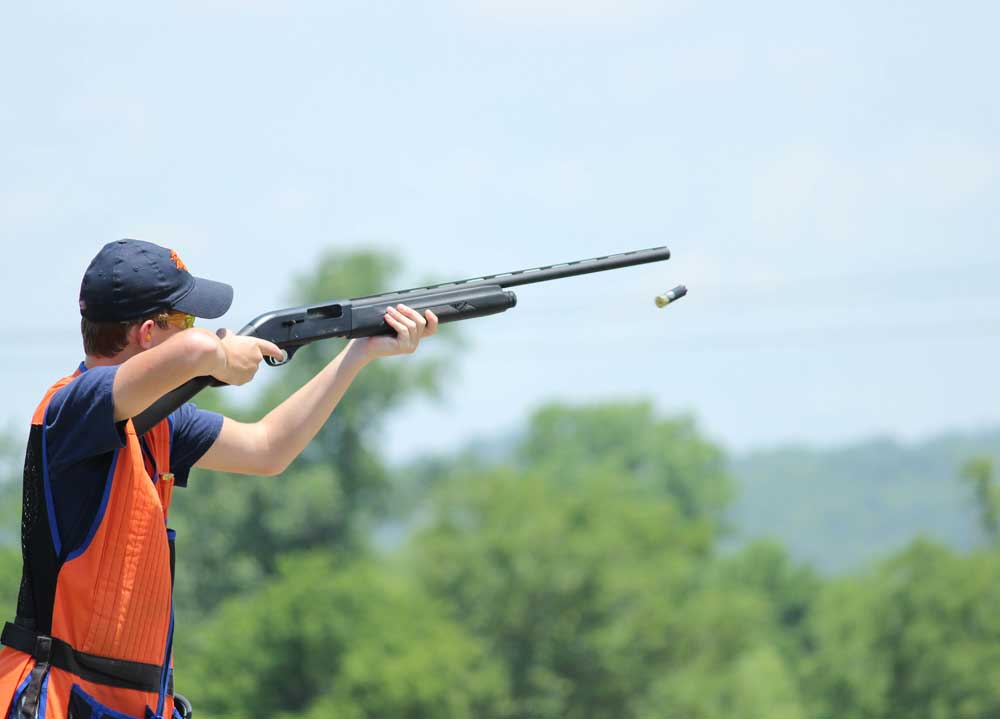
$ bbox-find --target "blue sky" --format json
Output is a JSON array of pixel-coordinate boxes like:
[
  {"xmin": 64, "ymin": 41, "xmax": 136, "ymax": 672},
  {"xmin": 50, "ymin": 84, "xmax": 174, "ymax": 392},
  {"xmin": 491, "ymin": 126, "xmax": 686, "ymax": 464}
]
[{"xmin": 2, "ymin": 0, "xmax": 998, "ymax": 460}]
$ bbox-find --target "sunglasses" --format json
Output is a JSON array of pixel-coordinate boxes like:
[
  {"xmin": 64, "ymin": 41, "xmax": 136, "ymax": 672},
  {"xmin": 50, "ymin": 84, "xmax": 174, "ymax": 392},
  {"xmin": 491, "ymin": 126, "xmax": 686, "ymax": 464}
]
[{"xmin": 163, "ymin": 311, "xmax": 196, "ymax": 330}]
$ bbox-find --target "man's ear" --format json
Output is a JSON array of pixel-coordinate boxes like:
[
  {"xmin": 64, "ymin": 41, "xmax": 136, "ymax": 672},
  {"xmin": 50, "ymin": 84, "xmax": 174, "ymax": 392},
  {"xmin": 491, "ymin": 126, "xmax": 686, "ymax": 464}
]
[{"xmin": 137, "ymin": 319, "xmax": 156, "ymax": 350}]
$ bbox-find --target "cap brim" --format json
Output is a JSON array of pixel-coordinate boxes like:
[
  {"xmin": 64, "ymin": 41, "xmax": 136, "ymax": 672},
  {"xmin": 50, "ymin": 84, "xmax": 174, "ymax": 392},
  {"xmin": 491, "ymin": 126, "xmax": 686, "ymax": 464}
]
[{"xmin": 172, "ymin": 276, "xmax": 234, "ymax": 319}]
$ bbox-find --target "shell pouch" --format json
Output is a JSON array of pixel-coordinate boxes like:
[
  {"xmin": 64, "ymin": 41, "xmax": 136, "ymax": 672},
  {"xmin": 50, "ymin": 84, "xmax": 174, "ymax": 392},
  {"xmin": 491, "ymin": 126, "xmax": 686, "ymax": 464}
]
[{"xmin": 67, "ymin": 685, "xmax": 146, "ymax": 719}]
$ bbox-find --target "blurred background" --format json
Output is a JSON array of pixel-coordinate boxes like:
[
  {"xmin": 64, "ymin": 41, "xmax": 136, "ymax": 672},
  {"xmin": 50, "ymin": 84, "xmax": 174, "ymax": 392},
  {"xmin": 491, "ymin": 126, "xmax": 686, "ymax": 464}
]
[{"xmin": 2, "ymin": 1, "xmax": 999, "ymax": 717}]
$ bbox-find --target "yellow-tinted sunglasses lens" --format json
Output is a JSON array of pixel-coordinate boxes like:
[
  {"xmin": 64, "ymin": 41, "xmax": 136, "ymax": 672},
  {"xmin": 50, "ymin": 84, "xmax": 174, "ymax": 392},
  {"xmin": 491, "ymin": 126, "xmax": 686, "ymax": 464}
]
[{"xmin": 166, "ymin": 312, "xmax": 195, "ymax": 329}]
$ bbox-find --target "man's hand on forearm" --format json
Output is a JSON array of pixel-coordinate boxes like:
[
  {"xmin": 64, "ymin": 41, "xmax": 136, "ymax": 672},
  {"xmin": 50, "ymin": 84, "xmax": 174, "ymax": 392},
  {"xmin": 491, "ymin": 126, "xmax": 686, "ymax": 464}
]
[
  {"xmin": 259, "ymin": 304, "xmax": 437, "ymax": 469},
  {"xmin": 358, "ymin": 304, "xmax": 439, "ymax": 361}
]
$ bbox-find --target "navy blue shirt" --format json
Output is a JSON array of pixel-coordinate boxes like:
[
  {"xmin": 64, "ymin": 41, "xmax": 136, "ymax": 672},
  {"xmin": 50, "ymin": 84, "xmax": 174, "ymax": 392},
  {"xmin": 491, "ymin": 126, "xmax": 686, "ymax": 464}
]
[{"xmin": 43, "ymin": 363, "xmax": 223, "ymax": 557}]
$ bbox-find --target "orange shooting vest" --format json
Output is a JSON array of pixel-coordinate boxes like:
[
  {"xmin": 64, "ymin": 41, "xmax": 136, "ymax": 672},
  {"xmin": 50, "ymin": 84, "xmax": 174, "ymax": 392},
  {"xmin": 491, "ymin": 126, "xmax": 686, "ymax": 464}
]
[{"xmin": 0, "ymin": 369, "xmax": 178, "ymax": 719}]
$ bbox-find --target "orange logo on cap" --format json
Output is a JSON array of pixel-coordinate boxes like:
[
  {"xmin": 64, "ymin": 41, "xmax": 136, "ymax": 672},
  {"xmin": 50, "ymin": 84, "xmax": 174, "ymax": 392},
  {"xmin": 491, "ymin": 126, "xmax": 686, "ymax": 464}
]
[{"xmin": 169, "ymin": 250, "xmax": 189, "ymax": 272}]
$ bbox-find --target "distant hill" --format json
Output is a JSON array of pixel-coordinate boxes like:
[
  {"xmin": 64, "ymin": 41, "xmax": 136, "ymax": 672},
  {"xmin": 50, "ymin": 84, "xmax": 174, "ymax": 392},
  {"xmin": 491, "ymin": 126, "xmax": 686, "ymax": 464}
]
[{"xmin": 727, "ymin": 429, "xmax": 1000, "ymax": 573}]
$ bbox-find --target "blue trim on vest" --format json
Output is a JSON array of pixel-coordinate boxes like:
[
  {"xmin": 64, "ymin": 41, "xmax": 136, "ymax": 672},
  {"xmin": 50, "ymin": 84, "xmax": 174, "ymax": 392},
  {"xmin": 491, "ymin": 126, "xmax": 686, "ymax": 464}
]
[
  {"xmin": 166, "ymin": 415, "xmax": 175, "ymax": 483},
  {"xmin": 140, "ymin": 436, "xmax": 160, "ymax": 485},
  {"xmin": 65, "ymin": 449, "xmax": 119, "ymax": 562},
  {"xmin": 160, "ymin": 531, "xmax": 178, "ymax": 717},
  {"xmin": 40, "ymin": 425, "xmax": 62, "ymax": 560},
  {"xmin": 9, "ymin": 671, "xmax": 31, "ymax": 718},
  {"xmin": 156, "ymin": 611, "xmax": 174, "ymax": 717}
]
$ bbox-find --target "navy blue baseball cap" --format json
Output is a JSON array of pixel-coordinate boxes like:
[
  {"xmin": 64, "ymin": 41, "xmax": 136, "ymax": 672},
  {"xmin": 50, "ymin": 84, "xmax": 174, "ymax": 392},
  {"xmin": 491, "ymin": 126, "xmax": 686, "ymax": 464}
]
[{"xmin": 79, "ymin": 239, "xmax": 234, "ymax": 322}]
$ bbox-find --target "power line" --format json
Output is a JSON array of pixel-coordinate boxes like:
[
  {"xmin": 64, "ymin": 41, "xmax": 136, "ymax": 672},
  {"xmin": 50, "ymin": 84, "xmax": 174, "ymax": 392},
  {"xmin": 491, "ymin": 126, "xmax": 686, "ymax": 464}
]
[
  {"xmin": 9, "ymin": 319, "xmax": 1000, "ymax": 354},
  {"xmin": 481, "ymin": 318, "xmax": 1000, "ymax": 351}
]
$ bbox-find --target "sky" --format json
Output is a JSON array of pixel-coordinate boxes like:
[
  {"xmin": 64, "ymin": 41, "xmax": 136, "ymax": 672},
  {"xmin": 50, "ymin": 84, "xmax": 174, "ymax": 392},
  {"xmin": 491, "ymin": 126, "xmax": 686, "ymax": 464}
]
[{"xmin": 2, "ymin": 0, "xmax": 998, "ymax": 462}]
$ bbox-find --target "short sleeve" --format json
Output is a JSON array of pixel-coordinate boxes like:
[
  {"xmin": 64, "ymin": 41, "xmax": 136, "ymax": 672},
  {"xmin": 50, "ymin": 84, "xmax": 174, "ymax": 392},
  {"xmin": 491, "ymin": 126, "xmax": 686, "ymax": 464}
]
[
  {"xmin": 45, "ymin": 365, "xmax": 127, "ymax": 471},
  {"xmin": 168, "ymin": 402, "xmax": 224, "ymax": 487}
]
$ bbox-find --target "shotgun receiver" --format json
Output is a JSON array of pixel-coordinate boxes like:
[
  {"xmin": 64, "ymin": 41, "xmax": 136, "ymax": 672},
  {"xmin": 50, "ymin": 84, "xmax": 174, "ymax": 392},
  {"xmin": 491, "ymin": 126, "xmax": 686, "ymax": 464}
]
[{"xmin": 133, "ymin": 246, "xmax": 672, "ymax": 433}]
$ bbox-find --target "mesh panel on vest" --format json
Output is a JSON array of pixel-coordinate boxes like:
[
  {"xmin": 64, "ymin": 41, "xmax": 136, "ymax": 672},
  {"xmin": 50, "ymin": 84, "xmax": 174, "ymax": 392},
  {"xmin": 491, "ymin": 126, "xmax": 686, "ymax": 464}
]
[
  {"xmin": 15, "ymin": 425, "xmax": 59, "ymax": 633},
  {"xmin": 16, "ymin": 428, "xmax": 41, "ymax": 627}
]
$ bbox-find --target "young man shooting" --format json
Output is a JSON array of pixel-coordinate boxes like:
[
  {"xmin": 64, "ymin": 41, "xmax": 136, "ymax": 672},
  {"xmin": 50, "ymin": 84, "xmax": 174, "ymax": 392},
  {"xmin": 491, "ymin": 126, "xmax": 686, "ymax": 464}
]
[{"xmin": 0, "ymin": 239, "xmax": 437, "ymax": 719}]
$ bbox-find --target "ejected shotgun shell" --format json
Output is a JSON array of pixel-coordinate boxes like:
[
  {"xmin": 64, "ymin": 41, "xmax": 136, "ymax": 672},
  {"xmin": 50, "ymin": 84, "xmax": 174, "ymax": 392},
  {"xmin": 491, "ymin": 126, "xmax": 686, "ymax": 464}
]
[{"xmin": 655, "ymin": 285, "xmax": 687, "ymax": 308}]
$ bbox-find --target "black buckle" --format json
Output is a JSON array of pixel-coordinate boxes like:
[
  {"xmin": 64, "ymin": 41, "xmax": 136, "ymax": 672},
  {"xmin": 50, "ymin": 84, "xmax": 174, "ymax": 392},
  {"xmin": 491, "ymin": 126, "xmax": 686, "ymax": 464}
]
[{"xmin": 32, "ymin": 634, "xmax": 52, "ymax": 663}]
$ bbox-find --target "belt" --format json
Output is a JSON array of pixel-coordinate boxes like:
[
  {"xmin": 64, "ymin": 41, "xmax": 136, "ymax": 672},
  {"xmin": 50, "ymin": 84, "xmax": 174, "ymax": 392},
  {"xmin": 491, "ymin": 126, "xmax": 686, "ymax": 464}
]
[{"xmin": 1, "ymin": 622, "xmax": 168, "ymax": 694}]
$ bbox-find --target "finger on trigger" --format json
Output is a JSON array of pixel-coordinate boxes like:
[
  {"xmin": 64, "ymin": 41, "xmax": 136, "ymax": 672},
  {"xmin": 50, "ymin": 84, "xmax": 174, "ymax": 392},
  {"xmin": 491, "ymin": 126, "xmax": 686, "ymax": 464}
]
[{"xmin": 260, "ymin": 339, "xmax": 284, "ymax": 359}]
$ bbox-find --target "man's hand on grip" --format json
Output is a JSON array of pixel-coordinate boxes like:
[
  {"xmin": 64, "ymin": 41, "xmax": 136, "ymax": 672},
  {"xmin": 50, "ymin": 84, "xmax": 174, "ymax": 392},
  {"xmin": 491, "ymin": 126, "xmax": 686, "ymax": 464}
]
[{"xmin": 214, "ymin": 329, "xmax": 285, "ymax": 385}]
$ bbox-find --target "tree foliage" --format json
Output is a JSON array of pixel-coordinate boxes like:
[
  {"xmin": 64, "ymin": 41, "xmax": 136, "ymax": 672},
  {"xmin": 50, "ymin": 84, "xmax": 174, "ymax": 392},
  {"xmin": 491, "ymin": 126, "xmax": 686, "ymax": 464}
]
[
  {"xmin": 406, "ymin": 406, "xmax": 819, "ymax": 719},
  {"xmin": 176, "ymin": 552, "xmax": 506, "ymax": 719},
  {"xmin": 961, "ymin": 456, "xmax": 1000, "ymax": 542},
  {"xmin": 803, "ymin": 540, "xmax": 1000, "ymax": 719}
]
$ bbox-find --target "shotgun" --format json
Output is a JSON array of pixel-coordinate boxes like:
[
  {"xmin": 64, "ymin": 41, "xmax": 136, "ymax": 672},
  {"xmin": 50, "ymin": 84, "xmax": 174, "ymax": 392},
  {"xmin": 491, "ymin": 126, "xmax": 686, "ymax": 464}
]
[{"xmin": 133, "ymin": 246, "xmax": 674, "ymax": 433}]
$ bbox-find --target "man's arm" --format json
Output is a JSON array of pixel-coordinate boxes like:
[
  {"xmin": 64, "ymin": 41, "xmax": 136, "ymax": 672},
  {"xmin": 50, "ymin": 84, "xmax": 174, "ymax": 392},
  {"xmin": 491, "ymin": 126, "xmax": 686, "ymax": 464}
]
[
  {"xmin": 113, "ymin": 328, "xmax": 283, "ymax": 422},
  {"xmin": 195, "ymin": 304, "xmax": 436, "ymax": 477}
]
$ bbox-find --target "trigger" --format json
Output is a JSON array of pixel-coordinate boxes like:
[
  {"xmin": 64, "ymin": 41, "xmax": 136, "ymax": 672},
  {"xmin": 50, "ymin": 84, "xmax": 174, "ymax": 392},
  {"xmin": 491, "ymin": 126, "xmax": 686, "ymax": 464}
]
[{"xmin": 266, "ymin": 349, "xmax": 290, "ymax": 367}]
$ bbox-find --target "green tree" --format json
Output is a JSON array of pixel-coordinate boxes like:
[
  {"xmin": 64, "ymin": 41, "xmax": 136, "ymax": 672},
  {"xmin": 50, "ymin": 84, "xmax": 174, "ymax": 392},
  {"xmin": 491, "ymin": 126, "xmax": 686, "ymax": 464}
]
[
  {"xmin": 519, "ymin": 402, "xmax": 732, "ymax": 527},
  {"xmin": 961, "ymin": 456, "xmax": 1000, "ymax": 542},
  {"xmin": 638, "ymin": 628, "xmax": 807, "ymax": 719},
  {"xmin": 803, "ymin": 540, "xmax": 1000, "ymax": 719},
  {"xmin": 177, "ymin": 552, "xmax": 505, "ymax": 719},
  {"xmin": 0, "ymin": 430, "xmax": 24, "ymax": 612},
  {"xmin": 0, "ymin": 547, "xmax": 20, "ymax": 616},
  {"xmin": 407, "ymin": 403, "xmax": 810, "ymax": 718},
  {"xmin": 413, "ymin": 465, "xmax": 709, "ymax": 718},
  {"xmin": 709, "ymin": 540, "xmax": 821, "ymax": 661}
]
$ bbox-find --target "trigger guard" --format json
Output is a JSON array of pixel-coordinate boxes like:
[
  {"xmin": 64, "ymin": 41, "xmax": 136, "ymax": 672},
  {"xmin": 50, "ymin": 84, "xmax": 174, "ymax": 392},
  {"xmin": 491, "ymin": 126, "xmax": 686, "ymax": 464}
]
[{"xmin": 266, "ymin": 349, "xmax": 290, "ymax": 367}]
